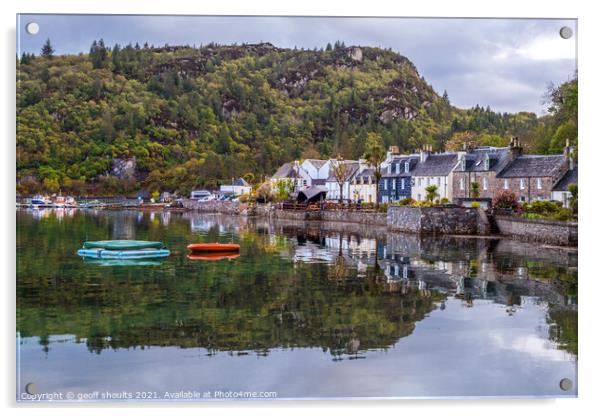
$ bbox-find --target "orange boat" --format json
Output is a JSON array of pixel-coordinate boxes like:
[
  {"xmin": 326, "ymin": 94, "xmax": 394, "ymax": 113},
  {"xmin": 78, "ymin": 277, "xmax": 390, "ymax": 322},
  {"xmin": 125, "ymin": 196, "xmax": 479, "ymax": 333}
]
[
  {"xmin": 187, "ymin": 243, "xmax": 240, "ymax": 253},
  {"xmin": 187, "ymin": 253, "xmax": 240, "ymax": 261}
]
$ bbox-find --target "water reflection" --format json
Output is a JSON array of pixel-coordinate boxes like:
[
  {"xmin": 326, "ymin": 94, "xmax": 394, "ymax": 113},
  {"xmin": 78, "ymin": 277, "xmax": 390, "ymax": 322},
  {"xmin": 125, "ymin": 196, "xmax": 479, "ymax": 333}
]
[{"xmin": 16, "ymin": 209, "xmax": 577, "ymax": 398}]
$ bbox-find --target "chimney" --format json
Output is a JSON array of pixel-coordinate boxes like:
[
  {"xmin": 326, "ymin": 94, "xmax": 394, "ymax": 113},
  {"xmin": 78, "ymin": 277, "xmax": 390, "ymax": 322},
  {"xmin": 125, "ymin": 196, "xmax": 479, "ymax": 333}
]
[
  {"xmin": 510, "ymin": 136, "xmax": 522, "ymax": 159},
  {"xmin": 420, "ymin": 144, "xmax": 431, "ymax": 163}
]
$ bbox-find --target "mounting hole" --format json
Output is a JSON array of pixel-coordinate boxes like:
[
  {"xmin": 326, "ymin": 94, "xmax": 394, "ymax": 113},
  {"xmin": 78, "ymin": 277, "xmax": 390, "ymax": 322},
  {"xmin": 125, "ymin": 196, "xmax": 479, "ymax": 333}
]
[
  {"xmin": 559, "ymin": 26, "xmax": 573, "ymax": 39},
  {"xmin": 25, "ymin": 22, "xmax": 39, "ymax": 35},
  {"xmin": 25, "ymin": 382, "xmax": 38, "ymax": 394},
  {"xmin": 559, "ymin": 378, "xmax": 573, "ymax": 391}
]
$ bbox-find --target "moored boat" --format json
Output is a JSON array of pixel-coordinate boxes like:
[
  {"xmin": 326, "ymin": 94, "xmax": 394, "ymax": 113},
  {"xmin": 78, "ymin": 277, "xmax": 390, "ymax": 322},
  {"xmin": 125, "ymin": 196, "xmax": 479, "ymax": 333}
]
[
  {"xmin": 187, "ymin": 243, "xmax": 240, "ymax": 252},
  {"xmin": 82, "ymin": 240, "xmax": 165, "ymax": 250}
]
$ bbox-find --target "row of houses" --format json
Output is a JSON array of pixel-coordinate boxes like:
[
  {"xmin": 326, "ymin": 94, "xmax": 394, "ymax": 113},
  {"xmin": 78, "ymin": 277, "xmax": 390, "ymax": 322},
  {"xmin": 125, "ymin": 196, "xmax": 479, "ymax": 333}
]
[{"xmin": 271, "ymin": 137, "xmax": 577, "ymax": 207}]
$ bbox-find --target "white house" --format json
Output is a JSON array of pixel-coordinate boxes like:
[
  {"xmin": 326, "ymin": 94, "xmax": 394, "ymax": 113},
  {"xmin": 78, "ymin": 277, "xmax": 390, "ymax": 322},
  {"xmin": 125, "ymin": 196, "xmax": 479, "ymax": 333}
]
[
  {"xmin": 220, "ymin": 178, "xmax": 252, "ymax": 196},
  {"xmin": 271, "ymin": 161, "xmax": 312, "ymax": 192},
  {"xmin": 551, "ymin": 162, "xmax": 577, "ymax": 208},
  {"xmin": 300, "ymin": 159, "xmax": 332, "ymax": 186},
  {"xmin": 325, "ymin": 160, "xmax": 361, "ymax": 201},
  {"xmin": 411, "ymin": 150, "xmax": 461, "ymax": 201}
]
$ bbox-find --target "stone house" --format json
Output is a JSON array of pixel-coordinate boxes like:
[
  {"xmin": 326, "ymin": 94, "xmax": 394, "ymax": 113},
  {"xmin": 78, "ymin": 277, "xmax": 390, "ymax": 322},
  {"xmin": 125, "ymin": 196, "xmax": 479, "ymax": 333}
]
[
  {"xmin": 452, "ymin": 143, "xmax": 519, "ymax": 201},
  {"xmin": 379, "ymin": 155, "xmax": 419, "ymax": 203},
  {"xmin": 411, "ymin": 150, "xmax": 460, "ymax": 201},
  {"xmin": 497, "ymin": 146, "xmax": 572, "ymax": 203}
]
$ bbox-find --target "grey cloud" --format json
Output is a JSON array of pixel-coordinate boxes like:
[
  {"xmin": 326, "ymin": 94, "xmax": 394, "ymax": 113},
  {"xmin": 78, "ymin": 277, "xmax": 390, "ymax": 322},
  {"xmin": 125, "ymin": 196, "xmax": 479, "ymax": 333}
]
[{"xmin": 17, "ymin": 15, "xmax": 576, "ymax": 114}]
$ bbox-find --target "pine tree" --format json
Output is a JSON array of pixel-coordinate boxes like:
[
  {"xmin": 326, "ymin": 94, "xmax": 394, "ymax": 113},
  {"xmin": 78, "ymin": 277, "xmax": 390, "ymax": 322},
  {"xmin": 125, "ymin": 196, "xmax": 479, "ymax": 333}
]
[{"xmin": 41, "ymin": 38, "xmax": 54, "ymax": 59}]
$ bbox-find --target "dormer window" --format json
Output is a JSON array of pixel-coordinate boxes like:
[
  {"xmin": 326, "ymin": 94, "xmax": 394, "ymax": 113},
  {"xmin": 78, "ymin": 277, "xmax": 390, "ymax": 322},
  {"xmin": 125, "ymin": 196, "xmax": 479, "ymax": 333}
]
[
  {"xmin": 405, "ymin": 161, "xmax": 410, "ymax": 173},
  {"xmin": 388, "ymin": 164, "xmax": 392, "ymax": 174},
  {"xmin": 396, "ymin": 163, "xmax": 400, "ymax": 174},
  {"xmin": 461, "ymin": 156, "xmax": 466, "ymax": 171},
  {"xmin": 484, "ymin": 154, "xmax": 490, "ymax": 170}
]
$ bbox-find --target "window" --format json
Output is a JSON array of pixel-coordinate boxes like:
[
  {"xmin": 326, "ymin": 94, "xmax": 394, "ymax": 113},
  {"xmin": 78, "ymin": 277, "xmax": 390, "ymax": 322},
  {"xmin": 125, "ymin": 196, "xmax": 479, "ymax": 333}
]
[
  {"xmin": 392, "ymin": 178, "xmax": 396, "ymax": 189},
  {"xmin": 437, "ymin": 177, "xmax": 441, "ymax": 187},
  {"xmin": 520, "ymin": 179, "xmax": 525, "ymax": 190},
  {"xmin": 401, "ymin": 178, "xmax": 405, "ymax": 189},
  {"xmin": 418, "ymin": 193, "xmax": 422, "ymax": 201},
  {"xmin": 405, "ymin": 162, "xmax": 410, "ymax": 173},
  {"xmin": 427, "ymin": 177, "xmax": 431, "ymax": 185},
  {"xmin": 396, "ymin": 163, "xmax": 400, "ymax": 174},
  {"xmin": 384, "ymin": 180, "xmax": 388, "ymax": 190},
  {"xmin": 460, "ymin": 178, "xmax": 465, "ymax": 191},
  {"xmin": 483, "ymin": 177, "xmax": 488, "ymax": 190},
  {"xmin": 418, "ymin": 178, "xmax": 422, "ymax": 186},
  {"xmin": 537, "ymin": 178, "xmax": 542, "ymax": 190},
  {"xmin": 461, "ymin": 156, "xmax": 466, "ymax": 171},
  {"xmin": 484, "ymin": 154, "xmax": 490, "ymax": 170},
  {"xmin": 504, "ymin": 179, "xmax": 508, "ymax": 190}
]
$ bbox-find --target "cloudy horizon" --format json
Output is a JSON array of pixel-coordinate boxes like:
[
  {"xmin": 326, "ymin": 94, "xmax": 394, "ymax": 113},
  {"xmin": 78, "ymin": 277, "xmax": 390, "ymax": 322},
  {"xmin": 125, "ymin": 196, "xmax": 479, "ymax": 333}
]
[{"xmin": 17, "ymin": 14, "xmax": 577, "ymax": 115}]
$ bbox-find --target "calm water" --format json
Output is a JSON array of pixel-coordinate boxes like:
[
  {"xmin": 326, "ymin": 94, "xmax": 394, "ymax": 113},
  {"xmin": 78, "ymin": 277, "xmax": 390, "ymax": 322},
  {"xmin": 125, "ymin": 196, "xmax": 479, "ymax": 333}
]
[{"xmin": 16, "ymin": 209, "xmax": 578, "ymax": 400}]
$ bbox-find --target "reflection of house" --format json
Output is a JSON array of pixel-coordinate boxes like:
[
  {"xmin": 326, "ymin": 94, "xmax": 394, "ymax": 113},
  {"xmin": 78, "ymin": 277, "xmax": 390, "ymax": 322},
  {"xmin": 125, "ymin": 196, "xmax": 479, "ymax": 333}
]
[
  {"xmin": 551, "ymin": 161, "xmax": 577, "ymax": 208},
  {"xmin": 411, "ymin": 149, "xmax": 460, "ymax": 201},
  {"xmin": 350, "ymin": 167, "xmax": 376, "ymax": 203},
  {"xmin": 220, "ymin": 178, "xmax": 252, "ymax": 196}
]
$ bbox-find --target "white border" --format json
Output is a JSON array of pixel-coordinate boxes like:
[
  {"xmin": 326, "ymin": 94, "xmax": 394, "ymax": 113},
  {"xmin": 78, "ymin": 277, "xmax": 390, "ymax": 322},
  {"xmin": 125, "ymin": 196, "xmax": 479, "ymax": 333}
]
[{"xmin": 3, "ymin": 1, "xmax": 600, "ymax": 415}]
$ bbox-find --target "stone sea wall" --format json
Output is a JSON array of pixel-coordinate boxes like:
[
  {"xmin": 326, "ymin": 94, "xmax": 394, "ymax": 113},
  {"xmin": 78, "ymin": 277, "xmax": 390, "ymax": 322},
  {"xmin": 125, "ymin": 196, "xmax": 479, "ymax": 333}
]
[
  {"xmin": 494, "ymin": 216, "xmax": 578, "ymax": 247},
  {"xmin": 387, "ymin": 206, "xmax": 488, "ymax": 235}
]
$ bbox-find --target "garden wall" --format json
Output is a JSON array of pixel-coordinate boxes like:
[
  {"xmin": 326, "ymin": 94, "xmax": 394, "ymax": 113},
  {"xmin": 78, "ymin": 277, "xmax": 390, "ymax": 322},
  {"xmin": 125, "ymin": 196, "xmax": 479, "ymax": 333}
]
[{"xmin": 494, "ymin": 216, "xmax": 578, "ymax": 247}]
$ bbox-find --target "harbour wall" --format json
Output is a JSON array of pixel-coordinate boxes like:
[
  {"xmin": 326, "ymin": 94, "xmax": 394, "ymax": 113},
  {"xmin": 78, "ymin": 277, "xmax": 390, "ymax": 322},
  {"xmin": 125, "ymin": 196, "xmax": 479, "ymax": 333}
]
[{"xmin": 494, "ymin": 215, "xmax": 578, "ymax": 247}]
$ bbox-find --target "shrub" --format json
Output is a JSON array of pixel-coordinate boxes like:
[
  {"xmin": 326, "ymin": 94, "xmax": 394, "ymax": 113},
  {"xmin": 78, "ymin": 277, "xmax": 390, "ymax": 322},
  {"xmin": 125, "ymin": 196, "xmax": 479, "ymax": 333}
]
[
  {"xmin": 397, "ymin": 197, "xmax": 415, "ymax": 206},
  {"xmin": 524, "ymin": 200, "xmax": 561, "ymax": 216},
  {"xmin": 492, "ymin": 190, "xmax": 519, "ymax": 211},
  {"xmin": 377, "ymin": 202, "xmax": 389, "ymax": 213},
  {"xmin": 549, "ymin": 208, "xmax": 574, "ymax": 221},
  {"xmin": 568, "ymin": 183, "xmax": 578, "ymax": 213},
  {"xmin": 440, "ymin": 197, "xmax": 450, "ymax": 205},
  {"xmin": 471, "ymin": 201, "xmax": 481, "ymax": 209}
]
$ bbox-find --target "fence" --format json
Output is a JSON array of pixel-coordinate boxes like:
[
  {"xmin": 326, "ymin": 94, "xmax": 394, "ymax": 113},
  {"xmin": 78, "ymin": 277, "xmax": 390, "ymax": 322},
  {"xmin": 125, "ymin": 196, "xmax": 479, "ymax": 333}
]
[{"xmin": 280, "ymin": 201, "xmax": 377, "ymax": 212}]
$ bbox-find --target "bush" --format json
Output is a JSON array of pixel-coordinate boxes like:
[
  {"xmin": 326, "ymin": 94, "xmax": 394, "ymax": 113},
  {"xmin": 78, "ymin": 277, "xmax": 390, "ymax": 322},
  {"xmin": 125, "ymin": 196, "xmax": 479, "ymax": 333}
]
[
  {"xmin": 377, "ymin": 203, "xmax": 389, "ymax": 213},
  {"xmin": 440, "ymin": 197, "xmax": 450, "ymax": 205},
  {"xmin": 523, "ymin": 200, "xmax": 561, "ymax": 216},
  {"xmin": 412, "ymin": 200, "xmax": 434, "ymax": 208},
  {"xmin": 549, "ymin": 208, "xmax": 574, "ymax": 221},
  {"xmin": 492, "ymin": 190, "xmax": 519, "ymax": 211},
  {"xmin": 470, "ymin": 201, "xmax": 481, "ymax": 209},
  {"xmin": 397, "ymin": 197, "xmax": 415, "ymax": 206}
]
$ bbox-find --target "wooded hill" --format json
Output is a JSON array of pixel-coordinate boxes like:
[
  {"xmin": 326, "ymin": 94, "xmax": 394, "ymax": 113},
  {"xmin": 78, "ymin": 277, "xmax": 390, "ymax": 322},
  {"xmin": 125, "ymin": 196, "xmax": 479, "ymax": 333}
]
[{"xmin": 17, "ymin": 40, "xmax": 574, "ymax": 195}]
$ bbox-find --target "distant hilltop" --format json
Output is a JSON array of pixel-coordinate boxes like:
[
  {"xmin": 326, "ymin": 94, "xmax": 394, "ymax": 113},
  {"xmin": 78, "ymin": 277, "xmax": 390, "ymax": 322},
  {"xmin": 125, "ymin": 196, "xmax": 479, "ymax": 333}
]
[{"xmin": 17, "ymin": 40, "xmax": 571, "ymax": 196}]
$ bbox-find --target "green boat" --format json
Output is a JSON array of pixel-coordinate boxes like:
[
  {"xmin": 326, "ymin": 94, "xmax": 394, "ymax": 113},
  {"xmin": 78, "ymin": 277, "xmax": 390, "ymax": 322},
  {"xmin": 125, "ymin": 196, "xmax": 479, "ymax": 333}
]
[{"xmin": 82, "ymin": 240, "xmax": 165, "ymax": 250}]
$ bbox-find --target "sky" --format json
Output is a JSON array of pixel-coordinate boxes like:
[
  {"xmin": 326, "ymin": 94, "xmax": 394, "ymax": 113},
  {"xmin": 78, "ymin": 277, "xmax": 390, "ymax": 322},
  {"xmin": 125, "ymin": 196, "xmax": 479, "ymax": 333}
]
[{"xmin": 17, "ymin": 15, "xmax": 577, "ymax": 114}]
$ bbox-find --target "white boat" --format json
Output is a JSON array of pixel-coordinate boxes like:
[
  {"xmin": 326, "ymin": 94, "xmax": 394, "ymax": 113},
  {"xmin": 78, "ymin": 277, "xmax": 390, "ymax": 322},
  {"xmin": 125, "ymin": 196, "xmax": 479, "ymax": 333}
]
[{"xmin": 31, "ymin": 194, "xmax": 50, "ymax": 205}]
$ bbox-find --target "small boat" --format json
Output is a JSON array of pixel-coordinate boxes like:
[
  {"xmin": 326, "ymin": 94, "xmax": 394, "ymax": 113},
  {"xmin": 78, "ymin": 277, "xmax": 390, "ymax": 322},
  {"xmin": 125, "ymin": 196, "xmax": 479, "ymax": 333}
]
[
  {"xmin": 77, "ymin": 240, "xmax": 170, "ymax": 260},
  {"xmin": 187, "ymin": 243, "xmax": 240, "ymax": 252},
  {"xmin": 82, "ymin": 240, "xmax": 165, "ymax": 250},
  {"xmin": 77, "ymin": 248, "xmax": 171, "ymax": 259},
  {"xmin": 187, "ymin": 253, "xmax": 240, "ymax": 261},
  {"xmin": 31, "ymin": 194, "xmax": 50, "ymax": 205}
]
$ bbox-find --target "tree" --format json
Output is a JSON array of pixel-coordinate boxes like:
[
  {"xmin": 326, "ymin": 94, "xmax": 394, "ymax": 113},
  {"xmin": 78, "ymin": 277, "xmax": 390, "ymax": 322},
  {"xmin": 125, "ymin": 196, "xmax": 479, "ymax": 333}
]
[
  {"xmin": 41, "ymin": 38, "xmax": 54, "ymax": 59},
  {"xmin": 331, "ymin": 155, "xmax": 348, "ymax": 204},
  {"xmin": 470, "ymin": 181, "xmax": 480, "ymax": 198},
  {"xmin": 425, "ymin": 185, "xmax": 439, "ymax": 203},
  {"xmin": 363, "ymin": 133, "xmax": 386, "ymax": 208}
]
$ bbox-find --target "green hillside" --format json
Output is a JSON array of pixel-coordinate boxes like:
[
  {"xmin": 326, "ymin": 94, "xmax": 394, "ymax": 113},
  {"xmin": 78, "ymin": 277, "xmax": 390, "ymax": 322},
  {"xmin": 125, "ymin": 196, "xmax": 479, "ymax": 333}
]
[{"xmin": 17, "ymin": 40, "xmax": 551, "ymax": 195}]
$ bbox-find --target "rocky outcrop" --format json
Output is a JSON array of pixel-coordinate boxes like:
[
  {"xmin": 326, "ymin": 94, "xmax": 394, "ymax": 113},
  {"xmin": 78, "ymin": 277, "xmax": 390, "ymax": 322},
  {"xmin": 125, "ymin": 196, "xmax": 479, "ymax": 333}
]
[{"xmin": 111, "ymin": 157, "xmax": 136, "ymax": 180}]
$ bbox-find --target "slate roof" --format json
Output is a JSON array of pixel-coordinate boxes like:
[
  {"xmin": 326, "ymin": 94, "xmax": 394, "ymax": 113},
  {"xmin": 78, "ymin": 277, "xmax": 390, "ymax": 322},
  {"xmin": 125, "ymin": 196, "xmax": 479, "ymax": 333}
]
[
  {"xmin": 498, "ymin": 155, "xmax": 566, "ymax": 178},
  {"xmin": 297, "ymin": 186, "xmax": 328, "ymax": 202},
  {"xmin": 326, "ymin": 161, "xmax": 360, "ymax": 182},
  {"xmin": 382, "ymin": 156, "xmax": 419, "ymax": 178},
  {"xmin": 355, "ymin": 167, "xmax": 375, "ymax": 180},
  {"xmin": 412, "ymin": 153, "xmax": 460, "ymax": 177},
  {"xmin": 305, "ymin": 159, "xmax": 328, "ymax": 169},
  {"xmin": 552, "ymin": 164, "xmax": 577, "ymax": 191},
  {"xmin": 272, "ymin": 162, "xmax": 299, "ymax": 179},
  {"xmin": 232, "ymin": 178, "xmax": 250, "ymax": 187},
  {"xmin": 455, "ymin": 147, "xmax": 514, "ymax": 173}
]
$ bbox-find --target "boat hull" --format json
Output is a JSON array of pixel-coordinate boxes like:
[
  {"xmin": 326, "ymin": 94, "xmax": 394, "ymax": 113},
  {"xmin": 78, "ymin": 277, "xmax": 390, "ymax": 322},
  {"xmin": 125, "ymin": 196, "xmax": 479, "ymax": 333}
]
[
  {"xmin": 82, "ymin": 240, "xmax": 165, "ymax": 250},
  {"xmin": 187, "ymin": 243, "xmax": 240, "ymax": 252},
  {"xmin": 77, "ymin": 248, "xmax": 171, "ymax": 259},
  {"xmin": 187, "ymin": 253, "xmax": 240, "ymax": 261}
]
